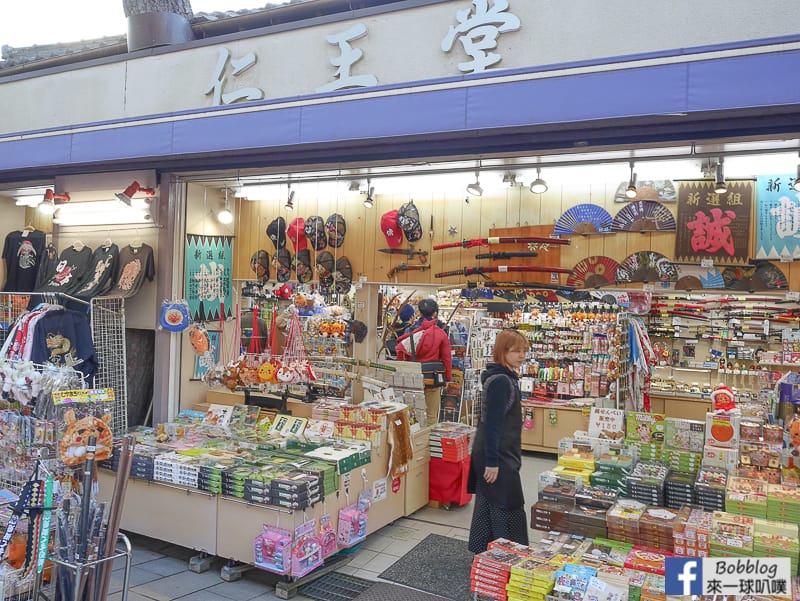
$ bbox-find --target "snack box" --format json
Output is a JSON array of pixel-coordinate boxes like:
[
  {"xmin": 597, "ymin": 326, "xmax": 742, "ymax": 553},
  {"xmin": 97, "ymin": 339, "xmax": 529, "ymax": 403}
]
[
  {"xmin": 595, "ymin": 449, "xmax": 636, "ymax": 473},
  {"xmin": 558, "ymin": 447, "xmax": 596, "ymax": 471},
  {"xmin": 574, "ymin": 485, "xmax": 619, "ymax": 509},
  {"xmin": 701, "ymin": 444, "xmax": 738, "ymax": 471},
  {"xmin": 705, "ymin": 411, "xmax": 740, "ymax": 448},
  {"xmin": 664, "ymin": 417, "xmax": 706, "ymax": 452},
  {"xmin": 567, "ymin": 505, "xmax": 608, "ymax": 529},
  {"xmin": 736, "ymin": 465, "xmax": 782, "ymax": 484},
  {"xmin": 625, "ymin": 412, "xmax": 666, "ymax": 444},
  {"xmin": 540, "ymin": 484, "xmax": 577, "ymax": 505},
  {"xmin": 607, "ymin": 499, "xmax": 647, "ymax": 525},
  {"xmin": 624, "ymin": 546, "xmax": 673, "ymax": 575}
]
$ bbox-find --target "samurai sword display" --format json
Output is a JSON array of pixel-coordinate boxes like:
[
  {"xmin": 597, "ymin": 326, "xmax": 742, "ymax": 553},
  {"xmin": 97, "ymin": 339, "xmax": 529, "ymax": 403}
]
[
  {"xmin": 388, "ymin": 263, "xmax": 429, "ymax": 278},
  {"xmin": 378, "ymin": 248, "xmax": 428, "ymax": 262},
  {"xmin": 433, "ymin": 236, "xmax": 569, "ymax": 250},
  {"xmin": 435, "ymin": 265, "xmax": 573, "ymax": 278},
  {"xmin": 474, "ymin": 251, "xmax": 539, "ymax": 260}
]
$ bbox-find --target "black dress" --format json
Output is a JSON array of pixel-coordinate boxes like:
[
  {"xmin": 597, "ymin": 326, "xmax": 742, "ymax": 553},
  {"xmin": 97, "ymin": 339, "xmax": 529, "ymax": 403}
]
[{"xmin": 467, "ymin": 363, "xmax": 528, "ymax": 553}]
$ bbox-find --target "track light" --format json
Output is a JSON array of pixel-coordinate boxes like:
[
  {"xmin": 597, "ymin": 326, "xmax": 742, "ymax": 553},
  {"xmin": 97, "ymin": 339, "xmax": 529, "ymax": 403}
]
[
  {"xmin": 714, "ymin": 159, "xmax": 727, "ymax": 195},
  {"xmin": 529, "ymin": 168, "xmax": 548, "ymax": 194},
  {"xmin": 363, "ymin": 179, "xmax": 374, "ymax": 208},
  {"xmin": 115, "ymin": 181, "xmax": 155, "ymax": 207},
  {"xmin": 466, "ymin": 171, "xmax": 483, "ymax": 196},
  {"xmin": 793, "ymin": 152, "xmax": 800, "ymax": 192},
  {"xmin": 625, "ymin": 162, "xmax": 637, "ymax": 199},
  {"xmin": 40, "ymin": 189, "xmax": 68, "ymax": 214},
  {"xmin": 348, "ymin": 181, "xmax": 362, "ymax": 192},
  {"xmin": 285, "ymin": 188, "xmax": 295, "ymax": 211},
  {"xmin": 217, "ymin": 189, "xmax": 233, "ymax": 224}
]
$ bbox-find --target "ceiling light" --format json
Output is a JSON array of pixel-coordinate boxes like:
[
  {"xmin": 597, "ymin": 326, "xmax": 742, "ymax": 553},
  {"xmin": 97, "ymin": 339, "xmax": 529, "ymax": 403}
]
[
  {"xmin": 43, "ymin": 189, "xmax": 70, "ymax": 204},
  {"xmin": 714, "ymin": 158, "xmax": 727, "ymax": 194},
  {"xmin": 349, "ymin": 181, "xmax": 362, "ymax": 192},
  {"xmin": 529, "ymin": 168, "xmax": 548, "ymax": 194},
  {"xmin": 285, "ymin": 188, "xmax": 295, "ymax": 211},
  {"xmin": 794, "ymin": 152, "xmax": 800, "ymax": 192},
  {"xmin": 363, "ymin": 179, "xmax": 374, "ymax": 208},
  {"xmin": 625, "ymin": 162, "xmax": 638, "ymax": 199},
  {"xmin": 115, "ymin": 180, "xmax": 155, "ymax": 207},
  {"xmin": 38, "ymin": 199, "xmax": 56, "ymax": 215},
  {"xmin": 13, "ymin": 195, "xmax": 42, "ymax": 207},
  {"xmin": 217, "ymin": 188, "xmax": 234, "ymax": 224},
  {"xmin": 502, "ymin": 173, "xmax": 517, "ymax": 186},
  {"xmin": 466, "ymin": 170, "xmax": 483, "ymax": 196}
]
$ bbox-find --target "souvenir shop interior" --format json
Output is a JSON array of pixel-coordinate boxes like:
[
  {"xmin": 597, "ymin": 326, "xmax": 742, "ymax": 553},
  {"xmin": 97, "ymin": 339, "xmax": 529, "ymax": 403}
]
[{"xmin": 0, "ymin": 137, "xmax": 800, "ymax": 600}]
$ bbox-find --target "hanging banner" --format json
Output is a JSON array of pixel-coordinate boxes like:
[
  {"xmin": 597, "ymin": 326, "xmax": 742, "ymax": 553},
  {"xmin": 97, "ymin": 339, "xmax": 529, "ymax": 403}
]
[
  {"xmin": 755, "ymin": 174, "xmax": 800, "ymax": 260},
  {"xmin": 674, "ymin": 180, "xmax": 753, "ymax": 264},
  {"xmin": 185, "ymin": 234, "xmax": 233, "ymax": 321}
]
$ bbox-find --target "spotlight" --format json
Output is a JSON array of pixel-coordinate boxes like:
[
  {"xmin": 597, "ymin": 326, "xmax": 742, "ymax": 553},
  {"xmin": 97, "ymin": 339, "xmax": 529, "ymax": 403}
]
[
  {"xmin": 348, "ymin": 181, "xmax": 362, "ymax": 192},
  {"xmin": 625, "ymin": 162, "xmax": 637, "ymax": 199},
  {"xmin": 38, "ymin": 199, "xmax": 56, "ymax": 215},
  {"xmin": 116, "ymin": 181, "xmax": 155, "ymax": 207},
  {"xmin": 363, "ymin": 180, "xmax": 374, "ymax": 208},
  {"xmin": 285, "ymin": 188, "xmax": 295, "ymax": 211},
  {"xmin": 714, "ymin": 159, "xmax": 727, "ymax": 195},
  {"xmin": 466, "ymin": 171, "xmax": 483, "ymax": 196},
  {"xmin": 793, "ymin": 152, "xmax": 800, "ymax": 193},
  {"xmin": 217, "ymin": 189, "xmax": 234, "ymax": 224},
  {"xmin": 529, "ymin": 168, "xmax": 548, "ymax": 194},
  {"xmin": 43, "ymin": 189, "xmax": 70, "ymax": 204}
]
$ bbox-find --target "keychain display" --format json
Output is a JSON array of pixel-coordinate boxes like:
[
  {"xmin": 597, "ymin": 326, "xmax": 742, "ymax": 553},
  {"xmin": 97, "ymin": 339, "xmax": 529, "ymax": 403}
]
[
  {"xmin": 159, "ymin": 299, "xmax": 191, "ymax": 332},
  {"xmin": 253, "ymin": 525, "xmax": 293, "ymax": 575}
]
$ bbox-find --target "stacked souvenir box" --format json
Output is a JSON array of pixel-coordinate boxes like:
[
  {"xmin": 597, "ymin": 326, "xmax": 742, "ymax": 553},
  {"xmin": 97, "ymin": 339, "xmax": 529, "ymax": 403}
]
[
  {"xmin": 430, "ymin": 422, "xmax": 475, "ymax": 462},
  {"xmin": 508, "ymin": 557, "xmax": 556, "ymax": 601},
  {"xmin": 693, "ymin": 466, "xmax": 727, "ymax": 511},
  {"xmin": 270, "ymin": 471, "xmax": 321, "ymax": 509},
  {"xmin": 304, "ymin": 441, "xmax": 371, "ymax": 474},
  {"xmin": 626, "ymin": 461, "xmax": 669, "ymax": 506},
  {"xmin": 470, "ymin": 547, "xmax": 519, "ymax": 601},
  {"xmin": 530, "ymin": 500, "xmax": 571, "ymax": 532},
  {"xmin": 627, "ymin": 570, "xmax": 646, "ymax": 601},
  {"xmin": 639, "ymin": 506, "xmax": 679, "ymax": 552},
  {"xmin": 550, "ymin": 563, "xmax": 597, "ymax": 601},
  {"xmin": 737, "ymin": 464, "xmax": 782, "ymax": 484},
  {"xmin": 664, "ymin": 471, "xmax": 695, "ymax": 509},
  {"xmin": 197, "ymin": 456, "xmax": 242, "ymax": 494},
  {"xmin": 625, "ymin": 412, "xmax": 665, "ymax": 461},
  {"xmin": 575, "ymin": 486, "xmax": 619, "ymax": 511},
  {"xmin": 566, "ymin": 504, "xmax": 608, "ymax": 540},
  {"xmin": 582, "ymin": 538, "xmax": 634, "ymax": 568},
  {"xmin": 641, "ymin": 573, "xmax": 666, "ymax": 601},
  {"xmin": 154, "ymin": 451, "xmax": 200, "ymax": 488},
  {"xmin": 590, "ymin": 448, "xmax": 634, "ymax": 494},
  {"xmin": 768, "ymin": 484, "xmax": 800, "ymax": 522},
  {"xmin": 558, "ymin": 447, "xmax": 595, "ymax": 472},
  {"xmin": 705, "ymin": 411, "xmax": 740, "ymax": 449},
  {"xmin": 739, "ymin": 441, "xmax": 783, "ymax": 476},
  {"xmin": 753, "ymin": 518, "xmax": 800, "ymax": 575},
  {"xmin": 606, "ymin": 499, "xmax": 647, "ymax": 544},
  {"xmin": 672, "ymin": 506, "xmax": 712, "ymax": 558},
  {"xmin": 662, "ymin": 448, "xmax": 702, "ymax": 474},
  {"xmin": 624, "ymin": 546, "xmax": 673, "ymax": 575},
  {"xmin": 222, "ymin": 465, "xmax": 251, "ymax": 497},
  {"xmin": 267, "ymin": 452, "xmax": 338, "ymax": 496},
  {"xmin": 582, "ymin": 571, "xmax": 630, "ymax": 601},
  {"xmin": 710, "ymin": 511, "xmax": 754, "ymax": 557},
  {"xmin": 129, "ymin": 444, "xmax": 162, "ymax": 480},
  {"xmin": 726, "ymin": 475, "xmax": 768, "ymax": 518},
  {"xmin": 664, "ymin": 417, "xmax": 705, "ymax": 453}
]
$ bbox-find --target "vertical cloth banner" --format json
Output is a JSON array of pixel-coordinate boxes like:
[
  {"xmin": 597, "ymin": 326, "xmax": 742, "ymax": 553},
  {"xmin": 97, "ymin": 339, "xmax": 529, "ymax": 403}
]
[
  {"xmin": 756, "ymin": 174, "xmax": 800, "ymax": 260},
  {"xmin": 185, "ymin": 234, "xmax": 233, "ymax": 321},
  {"xmin": 674, "ymin": 180, "xmax": 753, "ymax": 263}
]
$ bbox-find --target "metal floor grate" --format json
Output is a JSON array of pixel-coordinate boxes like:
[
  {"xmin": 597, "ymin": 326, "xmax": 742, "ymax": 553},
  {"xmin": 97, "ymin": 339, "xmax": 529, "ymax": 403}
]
[{"xmin": 298, "ymin": 572, "xmax": 374, "ymax": 601}]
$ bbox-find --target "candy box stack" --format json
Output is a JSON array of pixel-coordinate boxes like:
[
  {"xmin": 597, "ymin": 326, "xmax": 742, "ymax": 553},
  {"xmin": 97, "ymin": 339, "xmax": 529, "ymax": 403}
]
[
  {"xmin": 663, "ymin": 448, "xmax": 702, "ymax": 474},
  {"xmin": 607, "ymin": 499, "xmax": 646, "ymax": 545},
  {"xmin": 575, "ymin": 485, "xmax": 619, "ymax": 510},
  {"xmin": 767, "ymin": 483, "xmax": 800, "ymax": 522},
  {"xmin": 753, "ymin": 518, "xmax": 800, "ymax": 576},
  {"xmin": 582, "ymin": 538, "xmax": 634, "ymax": 568},
  {"xmin": 673, "ymin": 506, "xmax": 711, "ymax": 558},
  {"xmin": 664, "ymin": 417, "xmax": 705, "ymax": 453},
  {"xmin": 705, "ymin": 411, "xmax": 740, "ymax": 448},
  {"xmin": 627, "ymin": 570, "xmax": 646, "ymax": 601},
  {"xmin": 470, "ymin": 547, "xmax": 520, "ymax": 601},
  {"xmin": 430, "ymin": 422, "xmax": 474, "ymax": 462},
  {"xmin": 710, "ymin": 511, "xmax": 754, "ymax": 557},
  {"xmin": 530, "ymin": 500, "xmax": 571, "ymax": 532},
  {"xmin": 639, "ymin": 506, "xmax": 679, "ymax": 552},
  {"xmin": 626, "ymin": 460, "xmax": 669, "ymax": 506},
  {"xmin": 664, "ymin": 471, "xmax": 695, "ymax": 509},
  {"xmin": 693, "ymin": 466, "xmax": 727, "ymax": 511},
  {"xmin": 508, "ymin": 557, "xmax": 555, "ymax": 601},
  {"xmin": 551, "ymin": 563, "xmax": 597, "ymax": 601},
  {"xmin": 641, "ymin": 573, "xmax": 666, "ymax": 601},
  {"xmin": 624, "ymin": 547, "xmax": 672, "ymax": 576},
  {"xmin": 626, "ymin": 412, "xmax": 665, "ymax": 445},
  {"xmin": 591, "ymin": 449, "xmax": 635, "ymax": 494},
  {"xmin": 726, "ymin": 475, "xmax": 767, "ymax": 518},
  {"xmin": 558, "ymin": 447, "xmax": 596, "ymax": 472},
  {"xmin": 566, "ymin": 504, "xmax": 609, "ymax": 539},
  {"xmin": 539, "ymin": 483, "xmax": 577, "ymax": 505},
  {"xmin": 701, "ymin": 444, "xmax": 738, "ymax": 472}
]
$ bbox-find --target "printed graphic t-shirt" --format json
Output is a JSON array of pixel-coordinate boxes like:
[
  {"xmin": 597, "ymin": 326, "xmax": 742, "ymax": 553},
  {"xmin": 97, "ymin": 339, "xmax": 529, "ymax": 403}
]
[
  {"xmin": 107, "ymin": 244, "xmax": 155, "ymax": 298},
  {"xmin": 35, "ymin": 243, "xmax": 59, "ymax": 290},
  {"xmin": 29, "ymin": 309, "xmax": 97, "ymax": 384},
  {"xmin": 2, "ymin": 230, "xmax": 47, "ymax": 292},
  {"xmin": 74, "ymin": 244, "xmax": 120, "ymax": 299},
  {"xmin": 35, "ymin": 245, "xmax": 94, "ymax": 295}
]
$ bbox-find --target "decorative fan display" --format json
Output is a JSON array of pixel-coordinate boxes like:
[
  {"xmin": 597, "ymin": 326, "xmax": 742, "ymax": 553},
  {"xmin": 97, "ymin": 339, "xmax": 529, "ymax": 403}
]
[
  {"xmin": 675, "ymin": 265, "xmax": 725, "ymax": 290},
  {"xmin": 616, "ymin": 251, "xmax": 678, "ymax": 283},
  {"xmin": 611, "ymin": 200, "xmax": 676, "ymax": 232},
  {"xmin": 613, "ymin": 179, "xmax": 677, "ymax": 203},
  {"xmin": 567, "ymin": 256, "xmax": 620, "ymax": 288},
  {"xmin": 553, "ymin": 204, "xmax": 613, "ymax": 235},
  {"xmin": 722, "ymin": 262, "xmax": 788, "ymax": 291}
]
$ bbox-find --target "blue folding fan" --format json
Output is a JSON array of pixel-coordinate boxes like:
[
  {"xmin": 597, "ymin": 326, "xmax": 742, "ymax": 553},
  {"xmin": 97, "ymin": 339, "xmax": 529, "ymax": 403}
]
[
  {"xmin": 611, "ymin": 200, "xmax": 676, "ymax": 232},
  {"xmin": 553, "ymin": 204, "xmax": 613, "ymax": 235}
]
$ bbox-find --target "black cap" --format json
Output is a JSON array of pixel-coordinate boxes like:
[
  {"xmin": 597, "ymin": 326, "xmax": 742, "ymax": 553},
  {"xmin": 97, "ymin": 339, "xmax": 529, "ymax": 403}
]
[
  {"xmin": 249, "ymin": 249, "xmax": 270, "ymax": 281},
  {"xmin": 397, "ymin": 201, "xmax": 423, "ymax": 242},
  {"xmin": 304, "ymin": 215, "xmax": 327, "ymax": 251},
  {"xmin": 326, "ymin": 213, "xmax": 346, "ymax": 248},
  {"xmin": 266, "ymin": 217, "xmax": 287, "ymax": 249},
  {"xmin": 348, "ymin": 320, "xmax": 368, "ymax": 343}
]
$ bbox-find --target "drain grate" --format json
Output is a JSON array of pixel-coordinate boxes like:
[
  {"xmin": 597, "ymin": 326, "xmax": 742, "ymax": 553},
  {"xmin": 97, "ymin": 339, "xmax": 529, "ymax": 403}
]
[{"xmin": 298, "ymin": 572, "xmax": 374, "ymax": 601}]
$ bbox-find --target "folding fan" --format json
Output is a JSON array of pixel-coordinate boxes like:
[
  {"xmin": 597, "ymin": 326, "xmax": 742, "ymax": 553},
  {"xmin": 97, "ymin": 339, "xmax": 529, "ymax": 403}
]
[
  {"xmin": 723, "ymin": 263, "xmax": 788, "ymax": 291},
  {"xmin": 675, "ymin": 265, "xmax": 725, "ymax": 290},
  {"xmin": 611, "ymin": 200, "xmax": 676, "ymax": 232},
  {"xmin": 553, "ymin": 204, "xmax": 613, "ymax": 235},
  {"xmin": 616, "ymin": 251, "xmax": 678, "ymax": 283},
  {"xmin": 614, "ymin": 180, "xmax": 677, "ymax": 203},
  {"xmin": 567, "ymin": 256, "xmax": 620, "ymax": 288}
]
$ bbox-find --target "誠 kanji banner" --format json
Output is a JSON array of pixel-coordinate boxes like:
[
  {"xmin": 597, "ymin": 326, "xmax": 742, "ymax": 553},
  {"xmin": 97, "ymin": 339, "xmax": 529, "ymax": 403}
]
[
  {"xmin": 185, "ymin": 234, "xmax": 233, "ymax": 322},
  {"xmin": 674, "ymin": 180, "xmax": 753, "ymax": 264},
  {"xmin": 756, "ymin": 174, "xmax": 800, "ymax": 260}
]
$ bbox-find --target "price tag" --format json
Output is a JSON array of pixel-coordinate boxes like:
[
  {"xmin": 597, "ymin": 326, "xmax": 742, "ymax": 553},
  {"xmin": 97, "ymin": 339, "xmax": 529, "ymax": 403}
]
[
  {"xmin": 498, "ymin": 266, "xmax": 508, "ymax": 272},
  {"xmin": 780, "ymin": 251, "xmax": 794, "ymax": 263},
  {"xmin": 643, "ymin": 284, "xmax": 654, "ymax": 291},
  {"xmin": 787, "ymin": 292, "xmax": 800, "ymax": 302},
  {"xmin": 700, "ymin": 258, "xmax": 714, "ymax": 268}
]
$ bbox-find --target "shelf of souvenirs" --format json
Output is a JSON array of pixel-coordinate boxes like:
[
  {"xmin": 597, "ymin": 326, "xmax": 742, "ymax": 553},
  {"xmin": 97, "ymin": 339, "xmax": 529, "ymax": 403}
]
[{"xmin": 653, "ymin": 361, "xmax": 800, "ymax": 375}]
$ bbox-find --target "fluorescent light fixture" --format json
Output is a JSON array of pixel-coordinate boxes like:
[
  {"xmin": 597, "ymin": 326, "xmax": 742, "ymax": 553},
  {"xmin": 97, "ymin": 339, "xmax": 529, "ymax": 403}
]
[
  {"xmin": 529, "ymin": 168, "xmax": 548, "ymax": 194},
  {"xmin": 52, "ymin": 199, "xmax": 152, "ymax": 226},
  {"xmin": 466, "ymin": 171, "xmax": 483, "ymax": 196},
  {"xmin": 625, "ymin": 162, "xmax": 638, "ymax": 199},
  {"xmin": 714, "ymin": 158, "xmax": 727, "ymax": 194},
  {"xmin": 14, "ymin": 195, "xmax": 42, "ymax": 207}
]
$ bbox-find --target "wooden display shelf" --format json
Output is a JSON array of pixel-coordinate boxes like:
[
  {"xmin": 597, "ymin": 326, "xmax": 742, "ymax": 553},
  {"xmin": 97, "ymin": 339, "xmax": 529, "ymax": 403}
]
[
  {"xmin": 649, "ymin": 392, "xmax": 712, "ymax": 421},
  {"xmin": 521, "ymin": 405, "xmax": 589, "ymax": 453}
]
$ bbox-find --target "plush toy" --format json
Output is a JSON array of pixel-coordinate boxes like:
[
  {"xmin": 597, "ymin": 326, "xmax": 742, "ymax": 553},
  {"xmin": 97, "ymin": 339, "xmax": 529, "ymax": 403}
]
[
  {"xmin": 222, "ymin": 363, "xmax": 240, "ymax": 391},
  {"xmin": 59, "ymin": 410, "xmax": 113, "ymax": 466},
  {"xmin": 257, "ymin": 361, "xmax": 276, "ymax": 384},
  {"xmin": 788, "ymin": 417, "xmax": 800, "ymax": 468},
  {"xmin": 276, "ymin": 364, "xmax": 297, "ymax": 384},
  {"xmin": 188, "ymin": 324, "xmax": 210, "ymax": 355}
]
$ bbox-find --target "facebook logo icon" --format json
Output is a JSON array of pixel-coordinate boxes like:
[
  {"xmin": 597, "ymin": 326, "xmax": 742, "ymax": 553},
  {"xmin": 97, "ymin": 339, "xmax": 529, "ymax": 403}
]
[{"xmin": 665, "ymin": 558, "xmax": 703, "ymax": 595}]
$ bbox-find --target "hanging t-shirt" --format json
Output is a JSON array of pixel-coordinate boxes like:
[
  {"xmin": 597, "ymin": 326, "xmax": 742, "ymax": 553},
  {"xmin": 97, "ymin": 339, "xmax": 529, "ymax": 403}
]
[
  {"xmin": 74, "ymin": 244, "xmax": 120, "ymax": 299},
  {"xmin": 107, "ymin": 243, "xmax": 155, "ymax": 298},
  {"xmin": 29, "ymin": 309, "xmax": 97, "ymax": 384},
  {"xmin": 35, "ymin": 243, "xmax": 59, "ymax": 290},
  {"xmin": 36, "ymin": 246, "xmax": 94, "ymax": 295},
  {"xmin": 2, "ymin": 230, "xmax": 47, "ymax": 292}
]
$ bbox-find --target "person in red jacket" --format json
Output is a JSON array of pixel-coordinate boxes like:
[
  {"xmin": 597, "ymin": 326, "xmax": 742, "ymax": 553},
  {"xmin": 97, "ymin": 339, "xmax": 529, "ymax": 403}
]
[{"xmin": 396, "ymin": 298, "xmax": 452, "ymax": 425}]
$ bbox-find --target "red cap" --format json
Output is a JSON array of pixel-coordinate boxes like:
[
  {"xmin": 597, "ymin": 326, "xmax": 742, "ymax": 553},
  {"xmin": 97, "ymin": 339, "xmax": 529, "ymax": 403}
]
[
  {"xmin": 380, "ymin": 209, "xmax": 403, "ymax": 248},
  {"xmin": 286, "ymin": 217, "xmax": 307, "ymax": 251}
]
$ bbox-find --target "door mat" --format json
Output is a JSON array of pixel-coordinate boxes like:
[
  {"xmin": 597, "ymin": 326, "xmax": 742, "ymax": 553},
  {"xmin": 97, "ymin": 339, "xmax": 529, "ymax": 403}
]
[
  {"xmin": 298, "ymin": 572, "xmax": 373, "ymax": 601},
  {"xmin": 378, "ymin": 533, "xmax": 473, "ymax": 601},
  {"xmin": 353, "ymin": 581, "xmax": 449, "ymax": 601}
]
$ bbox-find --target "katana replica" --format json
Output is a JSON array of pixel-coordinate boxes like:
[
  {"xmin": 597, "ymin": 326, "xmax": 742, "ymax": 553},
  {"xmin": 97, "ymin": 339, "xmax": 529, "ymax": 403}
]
[
  {"xmin": 378, "ymin": 248, "xmax": 428, "ymax": 262},
  {"xmin": 474, "ymin": 251, "xmax": 539, "ymax": 260},
  {"xmin": 435, "ymin": 265, "xmax": 572, "ymax": 278},
  {"xmin": 434, "ymin": 236, "xmax": 569, "ymax": 250}
]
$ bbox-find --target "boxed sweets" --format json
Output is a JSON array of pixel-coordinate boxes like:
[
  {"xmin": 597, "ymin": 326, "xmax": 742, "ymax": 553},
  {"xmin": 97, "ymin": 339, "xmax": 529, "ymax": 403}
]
[
  {"xmin": 566, "ymin": 505, "xmax": 609, "ymax": 539},
  {"xmin": 664, "ymin": 471, "xmax": 695, "ymax": 510},
  {"xmin": 641, "ymin": 573, "xmax": 666, "ymax": 601},
  {"xmin": 624, "ymin": 546, "xmax": 673, "ymax": 576},
  {"xmin": 607, "ymin": 499, "xmax": 646, "ymax": 543},
  {"xmin": 767, "ymin": 483, "xmax": 800, "ymax": 521},
  {"xmin": 705, "ymin": 411, "xmax": 740, "ymax": 448},
  {"xmin": 693, "ymin": 466, "xmax": 727, "ymax": 512},
  {"xmin": 540, "ymin": 484, "xmax": 577, "ymax": 505},
  {"xmin": 663, "ymin": 448, "xmax": 702, "ymax": 474},
  {"xmin": 558, "ymin": 447, "xmax": 596, "ymax": 471},
  {"xmin": 595, "ymin": 448, "xmax": 636, "ymax": 474},
  {"xmin": 710, "ymin": 511, "xmax": 754, "ymax": 556},
  {"xmin": 575, "ymin": 485, "xmax": 619, "ymax": 510},
  {"xmin": 739, "ymin": 441, "xmax": 782, "ymax": 470},
  {"xmin": 582, "ymin": 538, "xmax": 634, "ymax": 568},
  {"xmin": 736, "ymin": 464, "xmax": 781, "ymax": 484},
  {"xmin": 625, "ymin": 412, "xmax": 665, "ymax": 444},
  {"xmin": 628, "ymin": 441, "xmax": 663, "ymax": 461},
  {"xmin": 530, "ymin": 500, "xmax": 571, "ymax": 532},
  {"xmin": 725, "ymin": 475, "xmax": 767, "ymax": 518},
  {"xmin": 664, "ymin": 417, "xmax": 706, "ymax": 452},
  {"xmin": 753, "ymin": 518, "xmax": 800, "ymax": 575},
  {"xmin": 626, "ymin": 460, "xmax": 669, "ymax": 506}
]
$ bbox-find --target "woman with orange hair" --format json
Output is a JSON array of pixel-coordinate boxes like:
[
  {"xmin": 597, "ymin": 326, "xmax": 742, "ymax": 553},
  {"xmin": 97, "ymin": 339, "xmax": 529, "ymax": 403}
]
[{"xmin": 467, "ymin": 328, "xmax": 530, "ymax": 553}]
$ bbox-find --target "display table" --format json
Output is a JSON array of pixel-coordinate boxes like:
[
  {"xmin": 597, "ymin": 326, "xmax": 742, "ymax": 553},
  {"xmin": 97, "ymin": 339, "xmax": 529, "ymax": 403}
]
[{"xmin": 428, "ymin": 456, "xmax": 472, "ymax": 507}]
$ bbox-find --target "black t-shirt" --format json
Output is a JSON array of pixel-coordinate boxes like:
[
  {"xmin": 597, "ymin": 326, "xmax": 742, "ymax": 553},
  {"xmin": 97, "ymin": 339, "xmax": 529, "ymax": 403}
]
[
  {"xmin": 74, "ymin": 244, "xmax": 120, "ymax": 299},
  {"xmin": 107, "ymin": 244, "xmax": 155, "ymax": 298},
  {"xmin": 36, "ymin": 246, "xmax": 94, "ymax": 295},
  {"xmin": 2, "ymin": 230, "xmax": 47, "ymax": 292},
  {"xmin": 35, "ymin": 243, "xmax": 59, "ymax": 290}
]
